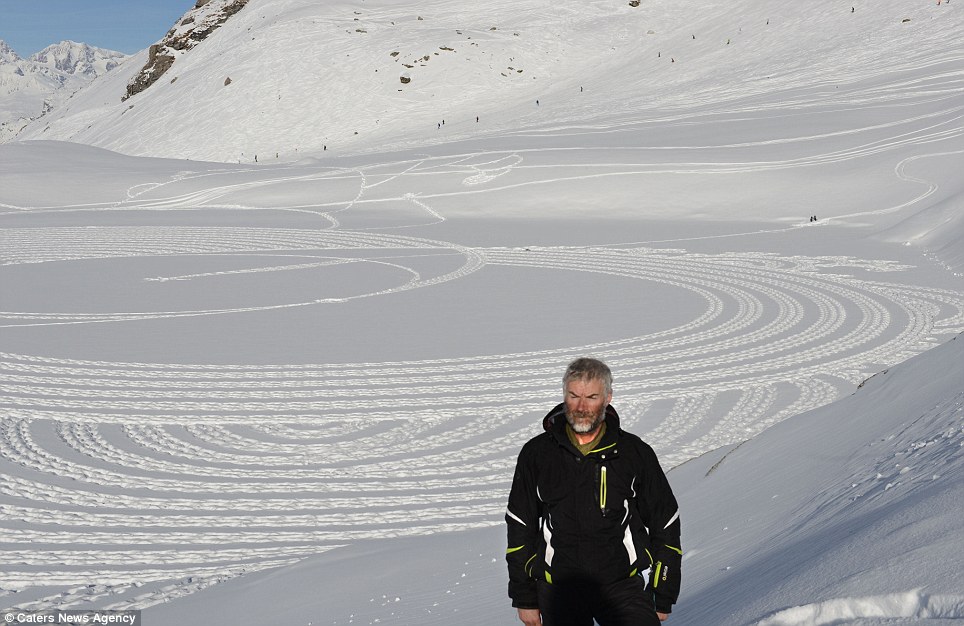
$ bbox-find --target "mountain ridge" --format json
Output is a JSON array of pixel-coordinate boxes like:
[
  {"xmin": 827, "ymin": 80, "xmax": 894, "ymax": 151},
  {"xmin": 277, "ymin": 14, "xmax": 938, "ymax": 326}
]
[
  {"xmin": 12, "ymin": 0, "xmax": 961, "ymax": 164},
  {"xmin": 0, "ymin": 39, "xmax": 127, "ymax": 141}
]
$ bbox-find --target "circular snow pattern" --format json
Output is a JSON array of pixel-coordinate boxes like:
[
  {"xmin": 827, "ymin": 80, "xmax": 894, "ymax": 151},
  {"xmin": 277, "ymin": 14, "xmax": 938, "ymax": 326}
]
[{"xmin": 1, "ymin": 228, "xmax": 962, "ymax": 610}]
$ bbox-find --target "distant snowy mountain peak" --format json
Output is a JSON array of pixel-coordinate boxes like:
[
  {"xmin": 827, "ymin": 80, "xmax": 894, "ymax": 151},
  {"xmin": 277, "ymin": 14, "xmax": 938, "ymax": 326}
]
[
  {"xmin": 0, "ymin": 39, "xmax": 22, "ymax": 63},
  {"xmin": 30, "ymin": 40, "xmax": 127, "ymax": 78},
  {"xmin": 0, "ymin": 39, "xmax": 127, "ymax": 143},
  {"xmin": 125, "ymin": 0, "xmax": 250, "ymax": 99}
]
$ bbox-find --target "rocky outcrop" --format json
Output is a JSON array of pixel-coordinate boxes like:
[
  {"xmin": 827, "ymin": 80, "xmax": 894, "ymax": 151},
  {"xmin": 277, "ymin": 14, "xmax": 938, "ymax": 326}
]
[{"xmin": 124, "ymin": 0, "xmax": 250, "ymax": 100}]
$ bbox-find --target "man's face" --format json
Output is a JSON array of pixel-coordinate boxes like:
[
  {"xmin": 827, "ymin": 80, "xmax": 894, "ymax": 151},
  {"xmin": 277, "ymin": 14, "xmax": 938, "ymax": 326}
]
[{"xmin": 564, "ymin": 377, "xmax": 612, "ymax": 435}]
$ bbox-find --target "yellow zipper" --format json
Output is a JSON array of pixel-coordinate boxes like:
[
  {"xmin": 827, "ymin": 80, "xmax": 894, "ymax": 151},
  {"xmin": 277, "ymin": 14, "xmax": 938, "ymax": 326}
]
[{"xmin": 599, "ymin": 465, "xmax": 608, "ymax": 514}]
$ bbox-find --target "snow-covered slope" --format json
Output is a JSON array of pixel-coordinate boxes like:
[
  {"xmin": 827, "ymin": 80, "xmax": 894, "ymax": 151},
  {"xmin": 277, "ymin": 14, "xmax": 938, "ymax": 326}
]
[
  {"xmin": 0, "ymin": 40, "xmax": 127, "ymax": 141},
  {"xmin": 876, "ymin": 190, "xmax": 964, "ymax": 277},
  {"xmin": 674, "ymin": 333, "xmax": 964, "ymax": 625},
  {"xmin": 18, "ymin": 0, "xmax": 964, "ymax": 163}
]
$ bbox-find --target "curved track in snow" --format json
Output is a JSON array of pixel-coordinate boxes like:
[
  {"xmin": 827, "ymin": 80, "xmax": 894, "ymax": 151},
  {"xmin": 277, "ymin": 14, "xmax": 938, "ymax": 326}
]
[{"xmin": 1, "ymin": 222, "xmax": 962, "ymax": 610}]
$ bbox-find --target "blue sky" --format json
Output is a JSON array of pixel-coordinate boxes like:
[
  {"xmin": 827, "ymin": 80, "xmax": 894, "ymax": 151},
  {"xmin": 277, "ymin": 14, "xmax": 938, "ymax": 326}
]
[{"xmin": 0, "ymin": 0, "xmax": 193, "ymax": 56}]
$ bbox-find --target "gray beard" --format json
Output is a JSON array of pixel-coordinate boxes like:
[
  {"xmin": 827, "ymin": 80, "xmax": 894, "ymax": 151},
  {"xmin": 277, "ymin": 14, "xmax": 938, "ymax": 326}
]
[{"xmin": 565, "ymin": 406, "xmax": 606, "ymax": 434}]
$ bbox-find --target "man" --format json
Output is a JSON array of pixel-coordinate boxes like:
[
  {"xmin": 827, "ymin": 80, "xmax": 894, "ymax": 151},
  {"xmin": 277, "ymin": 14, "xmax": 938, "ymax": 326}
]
[{"xmin": 506, "ymin": 358, "xmax": 682, "ymax": 625}]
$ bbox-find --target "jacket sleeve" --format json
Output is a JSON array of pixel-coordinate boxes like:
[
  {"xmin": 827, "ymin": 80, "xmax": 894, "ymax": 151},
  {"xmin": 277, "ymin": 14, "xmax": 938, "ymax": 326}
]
[
  {"xmin": 505, "ymin": 442, "xmax": 541, "ymax": 609},
  {"xmin": 637, "ymin": 445, "xmax": 682, "ymax": 614}
]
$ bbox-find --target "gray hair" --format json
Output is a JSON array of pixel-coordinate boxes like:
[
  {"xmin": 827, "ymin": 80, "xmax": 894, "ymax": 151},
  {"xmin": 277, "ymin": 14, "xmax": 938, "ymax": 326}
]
[{"xmin": 562, "ymin": 357, "xmax": 613, "ymax": 395}]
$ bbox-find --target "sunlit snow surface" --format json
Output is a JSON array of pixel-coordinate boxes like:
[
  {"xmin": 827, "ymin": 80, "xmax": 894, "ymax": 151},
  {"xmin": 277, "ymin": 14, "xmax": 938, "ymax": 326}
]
[{"xmin": 1, "ymin": 0, "xmax": 964, "ymax": 623}]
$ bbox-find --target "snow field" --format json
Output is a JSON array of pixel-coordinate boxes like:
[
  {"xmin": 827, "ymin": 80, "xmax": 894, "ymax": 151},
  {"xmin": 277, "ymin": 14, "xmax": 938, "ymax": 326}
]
[{"xmin": 1, "ymin": 143, "xmax": 962, "ymax": 613}]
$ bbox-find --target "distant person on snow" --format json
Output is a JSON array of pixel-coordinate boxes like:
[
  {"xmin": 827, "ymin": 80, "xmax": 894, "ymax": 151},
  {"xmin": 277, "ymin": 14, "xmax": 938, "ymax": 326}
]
[{"xmin": 506, "ymin": 357, "xmax": 682, "ymax": 625}]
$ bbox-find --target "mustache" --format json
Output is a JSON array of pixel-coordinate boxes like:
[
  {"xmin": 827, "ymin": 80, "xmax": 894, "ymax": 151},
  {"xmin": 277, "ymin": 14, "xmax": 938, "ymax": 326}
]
[
  {"xmin": 565, "ymin": 406, "xmax": 605, "ymax": 434},
  {"xmin": 569, "ymin": 410, "xmax": 598, "ymax": 420}
]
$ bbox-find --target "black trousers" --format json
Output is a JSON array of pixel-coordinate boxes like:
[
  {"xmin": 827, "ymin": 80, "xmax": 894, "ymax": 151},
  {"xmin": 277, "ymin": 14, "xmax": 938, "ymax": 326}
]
[{"xmin": 537, "ymin": 575, "xmax": 661, "ymax": 626}]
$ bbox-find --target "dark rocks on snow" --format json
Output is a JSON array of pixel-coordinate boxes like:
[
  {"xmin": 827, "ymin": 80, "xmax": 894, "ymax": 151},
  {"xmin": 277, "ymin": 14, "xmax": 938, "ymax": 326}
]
[{"xmin": 124, "ymin": 0, "xmax": 250, "ymax": 100}]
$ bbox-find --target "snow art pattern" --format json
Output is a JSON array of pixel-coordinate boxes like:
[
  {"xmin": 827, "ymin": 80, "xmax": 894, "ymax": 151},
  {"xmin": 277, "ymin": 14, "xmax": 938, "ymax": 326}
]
[{"xmin": 0, "ymin": 155, "xmax": 962, "ymax": 609}]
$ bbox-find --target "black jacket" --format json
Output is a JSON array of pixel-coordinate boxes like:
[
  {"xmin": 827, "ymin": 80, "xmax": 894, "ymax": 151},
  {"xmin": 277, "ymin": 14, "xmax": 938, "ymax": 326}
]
[{"xmin": 506, "ymin": 403, "xmax": 682, "ymax": 613}]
